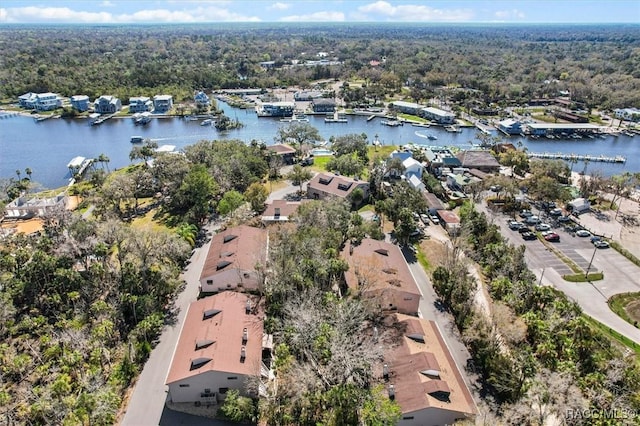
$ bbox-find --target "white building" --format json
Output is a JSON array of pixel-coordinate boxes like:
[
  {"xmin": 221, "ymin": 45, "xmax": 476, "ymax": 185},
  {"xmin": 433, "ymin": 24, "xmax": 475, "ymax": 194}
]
[
  {"xmin": 153, "ymin": 94, "xmax": 173, "ymax": 112},
  {"xmin": 421, "ymin": 107, "xmax": 456, "ymax": 124},
  {"xmin": 402, "ymin": 157, "xmax": 424, "ymax": 179},
  {"xmin": 128, "ymin": 96, "xmax": 153, "ymax": 113},
  {"xmin": 35, "ymin": 93, "xmax": 62, "ymax": 111},
  {"xmin": 614, "ymin": 108, "xmax": 640, "ymax": 122},
  {"xmin": 70, "ymin": 95, "xmax": 90, "ymax": 112},
  {"xmin": 94, "ymin": 95, "xmax": 122, "ymax": 114}
]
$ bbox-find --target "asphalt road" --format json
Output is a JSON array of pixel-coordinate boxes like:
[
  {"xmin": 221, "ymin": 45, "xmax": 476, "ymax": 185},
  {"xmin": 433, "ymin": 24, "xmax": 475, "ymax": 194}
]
[
  {"xmin": 120, "ymin": 223, "xmax": 217, "ymax": 426},
  {"xmin": 481, "ymin": 202, "xmax": 640, "ymax": 345}
]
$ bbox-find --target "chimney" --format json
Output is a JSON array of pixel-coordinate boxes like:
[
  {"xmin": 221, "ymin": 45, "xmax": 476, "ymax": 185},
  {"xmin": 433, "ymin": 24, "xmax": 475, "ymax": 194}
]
[
  {"xmin": 245, "ymin": 299, "xmax": 251, "ymax": 314},
  {"xmin": 388, "ymin": 384, "xmax": 395, "ymax": 400},
  {"xmin": 240, "ymin": 346, "xmax": 246, "ymax": 362},
  {"xmin": 373, "ymin": 326, "xmax": 379, "ymax": 342},
  {"xmin": 383, "ymin": 363, "xmax": 389, "ymax": 380},
  {"xmin": 242, "ymin": 327, "xmax": 248, "ymax": 344}
]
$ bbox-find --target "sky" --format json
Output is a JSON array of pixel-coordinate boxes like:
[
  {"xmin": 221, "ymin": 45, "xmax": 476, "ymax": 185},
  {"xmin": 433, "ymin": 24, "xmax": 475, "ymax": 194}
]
[{"xmin": 0, "ymin": 1, "xmax": 638, "ymax": 24}]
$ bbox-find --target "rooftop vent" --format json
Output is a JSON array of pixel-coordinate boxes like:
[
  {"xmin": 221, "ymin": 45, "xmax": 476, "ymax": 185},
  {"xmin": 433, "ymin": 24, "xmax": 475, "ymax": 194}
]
[
  {"xmin": 388, "ymin": 384, "xmax": 395, "ymax": 400},
  {"xmin": 203, "ymin": 308, "xmax": 221, "ymax": 320},
  {"xmin": 318, "ymin": 176, "xmax": 333, "ymax": 185},
  {"xmin": 245, "ymin": 299, "xmax": 251, "ymax": 314},
  {"xmin": 337, "ymin": 182, "xmax": 352, "ymax": 191},
  {"xmin": 383, "ymin": 363, "xmax": 389, "ymax": 380},
  {"xmin": 240, "ymin": 346, "xmax": 246, "ymax": 362},
  {"xmin": 242, "ymin": 327, "xmax": 248, "ymax": 344},
  {"xmin": 223, "ymin": 234, "xmax": 237, "ymax": 243}
]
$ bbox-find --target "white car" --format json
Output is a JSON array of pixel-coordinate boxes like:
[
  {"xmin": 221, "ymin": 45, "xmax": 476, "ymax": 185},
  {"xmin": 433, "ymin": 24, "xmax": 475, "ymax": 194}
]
[
  {"xmin": 576, "ymin": 229, "xmax": 591, "ymax": 237},
  {"xmin": 525, "ymin": 215, "xmax": 541, "ymax": 224},
  {"xmin": 535, "ymin": 223, "xmax": 551, "ymax": 231}
]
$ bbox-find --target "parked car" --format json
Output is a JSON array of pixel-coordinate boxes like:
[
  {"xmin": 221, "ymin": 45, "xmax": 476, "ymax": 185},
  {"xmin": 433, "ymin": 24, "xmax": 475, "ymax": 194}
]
[
  {"xmin": 544, "ymin": 232, "xmax": 560, "ymax": 242},
  {"xmin": 590, "ymin": 236, "xmax": 602, "ymax": 244},
  {"xmin": 525, "ymin": 215, "xmax": 541, "ymax": 224},
  {"xmin": 594, "ymin": 240, "xmax": 610, "ymax": 248},
  {"xmin": 490, "ymin": 185, "xmax": 502, "ymax": 192},
  {"xmin": 549, "ymin": 208, "xmax": 563, "ymax": 216},
  {"xmin": 420, "ymin": 214, "xmax": 430, "ymax": 225},
  {"xmin": 558, "ymin": 215, "xmax": 572, "ymax": 223},
  {"xmin": 522, "ymin": 231, "xmax": 537, "ymax": 240},
  {"xmin": 519, "ymin": 226, "xmax": 532, "ymax": 234},
  {"xmin": 509, "ymin": 221, "xmax": 524, "ymax": 230},
  {"xmin": 535, "ymin": 223, "xmax": 551, "ymax": 231},
  {"xmin": 429, "ymin": 214, "xmax": 440, "ymax": 225},
  {"xmin": 576, "ymin": 229, "xmax": 591, "ymax": 237},
  {"xmin": 519, "ymin": 209, "xmax": 533, "ymax": 218}
]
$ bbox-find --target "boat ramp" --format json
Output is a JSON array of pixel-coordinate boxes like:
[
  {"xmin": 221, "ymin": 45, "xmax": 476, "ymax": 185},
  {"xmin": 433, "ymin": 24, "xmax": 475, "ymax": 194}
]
[{"xmin": 527, "ymin": 152, "xmax": 626, "ymax": 163}]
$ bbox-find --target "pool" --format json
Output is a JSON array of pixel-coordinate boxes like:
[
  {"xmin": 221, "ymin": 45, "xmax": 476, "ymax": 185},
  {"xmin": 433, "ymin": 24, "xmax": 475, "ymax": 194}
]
[{"xmin": 310, "ymin": 148, "xmax": 334, "ymax": 156}]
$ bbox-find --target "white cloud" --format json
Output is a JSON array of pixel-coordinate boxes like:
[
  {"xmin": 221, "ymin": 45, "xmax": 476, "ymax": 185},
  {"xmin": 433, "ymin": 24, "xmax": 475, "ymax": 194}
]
[
  {"xmin": 100, "ymin": 1, "xmax": 115, "ymax": 7},
  {"xmin": 280, "ymin": 11, "xmax": 344, "ymax": 22},
  {"xmin": 494, "ymin": 9, "xmax": 526, "ymax": 20},
  {"xmin": 1, "ymin": 5, "xmax": 260, "ymax": 23},
  {"xmin": 358, "ymin": 1, "xmax": 474, "ymax": 22},
  {"xmin": 269, "ymin": 2, "xmax": 290, "ymax": 11}
]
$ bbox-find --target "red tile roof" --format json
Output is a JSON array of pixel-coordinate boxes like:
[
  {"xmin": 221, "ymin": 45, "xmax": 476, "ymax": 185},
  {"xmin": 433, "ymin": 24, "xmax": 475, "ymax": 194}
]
[
  {"xmin": 266, "ymin": 143, "xmax": 296, "ymax": 155},
  {"xmin": 200, "ymin": 225, "xmax": 267, "ymax": 284},
  {"xmin": 166, "ymin": 291, "xmax": 263, "ymax": 384},
  {"xmin": 261, "ymin": 199, "xmax": 307, "ymax": 222},
  {"xmin": 307, "ymin": 172, "xmax": 368, "ymax": 199},
  {"xmin": 384, "ymin": 315, "xmax": 477, "ymax": 417}
]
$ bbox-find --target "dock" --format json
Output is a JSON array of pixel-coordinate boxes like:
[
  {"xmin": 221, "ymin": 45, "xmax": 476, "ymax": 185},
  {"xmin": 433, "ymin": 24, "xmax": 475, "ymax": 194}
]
[
  {"xmin": 67, "ymin": 156, "xmax": 94, "ymax": 186},
  {"xmin": 91, "ymin": 113, "xmax": 116, "ymax": 126},
  {"xmin": 527, "ymin": 152, "xmax": 626, "ymax": 163}
]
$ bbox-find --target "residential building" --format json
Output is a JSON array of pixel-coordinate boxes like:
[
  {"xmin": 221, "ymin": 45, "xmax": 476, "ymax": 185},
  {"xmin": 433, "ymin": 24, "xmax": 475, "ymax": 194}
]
[
  {"xmin": 128, "ymin": 96, "xmax": 153, "ymax": 113},
  {"xmin": 383, "ymin": 314, "xmax": 477, "ymax": 425},
  {"xmin": 35, "ymin": 92, "xmax": 62, "ymax": 111},
  {"xmin": 199, "ymin": 225, "xmax": 268, "ymax": 294},
  {"xmin": 166, "ymin": 291, "xmax": 271, "ymax": 404},
  {"xmin": 311, "ymin": 98, "xmax": 336, "ymax": 113},
  {"xmin": 18, "ymin": 92, "xmax": 37, "ymax": 109},
  {"xmin": 422, "ymin": 192, "xmax": 445, "ymax": 212},
  {"xmin": 5, "ymin": 194, "xmax": 67, "ymax": 218},
  {"xmin": 256, "ymin": 102, "xmax": 294, "ymax": 118},
  {"xmin": 614, "ymin": 108, "xmax": 640, "ymax": 122},
  {"xmin": 341, "ymin": 239, "xmax": 421, "ymax": 315},
  {"xmin": 266, "ymin": 143, "xmax": 297, "ymax": 165},
  {"xmin": 194, "ymin": 91, "xmax": 210, "ymax": 106},
  {"xmin": 420, "ymin": 107, "xmax": 456, "ymax": 124},
  {"xmin": 70, "ymin": 95, "xmax": 90, "ymax": 112},
  {"xmin": 402, "ymin": 157, "xmax": 423, "ymax": 179},
  {"xmin": 436, "ymin": 210, "xmax": 461, "ymax": 235},
  {"xmin": 259, "ymin": 61, "xmax": 276, "ymax": 69},
  {"xmin": 408, "ymin": 174, "xmax": 425, "ymax": 192},
  {"xmin": 391, "ymin": 100, "xmax": 424, "ymax": 116},
  {"xmin": 154, "ymin": 94, "xmax": 173, "ymax": 112},
  {"xmin": 455, "ymin": 150, "xmax": 500, "ymax": 173},
  {"xmin": 261, "ymin": 200, "xmax": 306, "ymax": 224},
  {"xmin": 307, "ymin": 173, "xmax": 369, "ymax": 207},
  {"xmin": 294, "ymin": 91, "xmax": 323, "ymax": 101},
  {"xmin": 94, "ymin": 95, "xmax": 122, "ymax": 114},
  {"xmin": 497, "ymin": 119, "xmax": 522, "ymax": 135}
]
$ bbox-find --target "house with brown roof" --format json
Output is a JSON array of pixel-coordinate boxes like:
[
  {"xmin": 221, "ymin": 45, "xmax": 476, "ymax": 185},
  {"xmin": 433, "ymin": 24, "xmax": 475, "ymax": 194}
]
[
  {"xmin": 266, "ymin": 143, "xmax": 297, "ymax": 165},
  {"xmin": 261, "ymin": 199, "xmax": 307, "ymax": 224},
  {"xmin": 455, "ymin": 150, "xmax": 500, "ymax": 173},
  {"xmin": 341, "ymin": 239, "xmax": 420, "ymax": 315},
  {"xmin": 436, "ymin": 210, "xmax": 461, "ymax": 236},
  {"xmin": 165, "ymin": 291, "xmax": 270, "ymax": 404},
  {"xmin": 307, "ymin": 173, "xmax": 369, "ymax": 208},
  {"xmin": 383, "ymin": 314, "xmax": 477, "ymax": 425},
  {"xmin": 199, "ymin": 225, "xmax": 267, "ymax": 294}
]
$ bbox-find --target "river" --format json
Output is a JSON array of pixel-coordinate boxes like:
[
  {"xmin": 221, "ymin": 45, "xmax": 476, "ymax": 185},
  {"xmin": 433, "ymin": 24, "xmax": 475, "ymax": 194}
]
[{"xmin": 1, "ymin": 101, "xmax": 638, "ymax": 190}]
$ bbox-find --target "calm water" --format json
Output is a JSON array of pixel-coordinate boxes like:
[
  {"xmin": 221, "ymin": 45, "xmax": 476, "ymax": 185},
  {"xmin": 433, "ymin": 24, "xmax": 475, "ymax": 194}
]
[{"xmin": 1, "ymin": 102, "xmax": 638, "ymax": 189}]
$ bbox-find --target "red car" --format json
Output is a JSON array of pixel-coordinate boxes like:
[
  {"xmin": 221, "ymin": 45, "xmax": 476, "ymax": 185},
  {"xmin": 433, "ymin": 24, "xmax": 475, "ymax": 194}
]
[{"xmin": 544, "ymin": 232, "xmax": 560, "ymax": 242}]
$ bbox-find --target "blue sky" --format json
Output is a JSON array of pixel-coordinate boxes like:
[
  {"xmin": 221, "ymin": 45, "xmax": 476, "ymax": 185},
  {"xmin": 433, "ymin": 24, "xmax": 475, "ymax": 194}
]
[{"xmin": 1, "ymin": 1, "xmax": 638, "ymax": 24}]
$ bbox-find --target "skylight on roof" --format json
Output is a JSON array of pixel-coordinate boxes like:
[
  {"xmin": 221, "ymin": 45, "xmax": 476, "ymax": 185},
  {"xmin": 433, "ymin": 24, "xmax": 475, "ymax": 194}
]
[
  {"xmin": 195, "ymin": 339, "xmax": 215, "ymax": 350},
  {"xmin": 217, "ymin": 260, "xmax": 232, "ymax": 270},
  {"xmin": 407, "ymin": 333, "xmax": 425, "ymax": 343},
  {"xmin": 203, "ymin": 308, "xmax": 221, "ymax": 320},
  {"xmin": 223, "ymin": 234, "xmax": 237, "ymax": 243},
  {"xmin": 375, "ymin": 248, "xmax": 389, "ymax": 256},
  {"xmin": 190, "ymin": 357, "xmax": 212, "ymax": 370}
]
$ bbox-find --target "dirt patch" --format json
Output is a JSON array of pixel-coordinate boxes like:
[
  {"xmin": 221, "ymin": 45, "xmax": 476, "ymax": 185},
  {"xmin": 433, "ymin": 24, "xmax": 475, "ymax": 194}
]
[
  {"xmin": 624, "ymin": 300, "xmax": 640, "ymax": 325},
  {"xmin": 1, "ymin": 218, "xmax": 44, "ymax": 235},
  {"xmin": 419, "ymin": 238, "xmax": 448, "ymax": 268}
]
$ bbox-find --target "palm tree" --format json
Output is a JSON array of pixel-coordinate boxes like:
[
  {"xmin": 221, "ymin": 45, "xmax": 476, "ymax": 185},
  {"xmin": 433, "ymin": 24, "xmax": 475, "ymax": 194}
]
[
  {"xmin": 24, "ymin": 168, "xmax": 32, "ymax": 180},
  {"xmin": 15, "ymin": 169, "xmax": 21, "ymax": 180},
  {"xmin": 97, "ymin": 153, "xmax": 110, "ymax": 172},
  {"xmin": 175, "ymin": 223, "xmax": 198, "ymax": 247}
]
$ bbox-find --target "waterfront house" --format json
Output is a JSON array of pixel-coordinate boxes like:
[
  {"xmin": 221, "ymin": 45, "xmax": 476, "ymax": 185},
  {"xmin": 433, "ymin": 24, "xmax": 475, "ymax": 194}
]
[
  {"xmin": 154, "ymin": 95, "xmax": 173, "ymax": 113},
  {"xmin": 94, "ymin": 95, "xmax": 122, "ymax": 114},
  {"xmin": 420, "ymin": 107, "xmax": 456, "ymax": 125},
  {"xmin": 70, "ymin": 95, "xmax": 90, "ymax": 112},
  {"xmin": 497, "ymin": 119, "xmax": 522, "ymax": 135},
  {"xmin": 294, "ymin": 90, "xmax": 323, "ymax": 101},
  {"xmin": 261, "ymin": 200, "xmax": 306, "ymax": 224},
  {"xmin": 402, "ymin": 157, "xmax": 423, "ymax": 179},
  {"xmin": 35, "ymin": 93, "xmax": 62, "ymax": 111},
  {"xmin": 614, "ymin": 108, "xmax": 640, "ymax": 122},
  {"xmin": 383, "ymin": 314, "xmax": 477, "ymax": 425},
  {"xmin": 391, "ymin": 100, "xmax": 424, "ymax": 116},
  {"xmin": 194, "ymin": 91, "xmax": 210, "ymax": 106},
  {"xmin": 307, "ymin": 173, "xmax": 369, "ymax": 207},
  {"xmin": 18, "ymin": 92, "xmax": 37, "ymax": 109},
  {"xmin": 455, "ymin": 150, "xmax": 500, "ymax": 173},
  {"xmin": 311, "ymin": 98, "xmax": 336, "ymax": 113},
  {"xmin": 165, "ymin": 291, "xmax": 272, "ymax": 404},
  {"xmin": 199, "ymin": 225, "xmax": 268, "ymax": 294},
  {"xmin": 408, "ymin": 174, "xmax": 425, "ymax": 192},
  {"xmin": 341, "ymin": 239, "xmax": 421, "ymax": 315},
  {"xmin": 5, "ymin": 193, "xmax": 67, "ymax": 219},
  {"xmin": 256, "ymin": 102, "xmax": 294, "ymax": 118},
  {"xmin": 266, "ymin": 143, "xmax": 297, "ymax": 165},
  {"xmin": 128, "ymin": 96, "xmax": 153, "ymax": 113}
]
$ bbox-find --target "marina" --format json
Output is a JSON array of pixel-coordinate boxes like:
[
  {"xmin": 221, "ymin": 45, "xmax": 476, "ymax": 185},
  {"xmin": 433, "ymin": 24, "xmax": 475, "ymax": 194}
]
[
  {"xmin": 1, "ymin": 99, "xmax": 639, "ymax": 190},
  {"xmin": 527, "ymin": 152, "xmax": 626, "ymax": 163}
]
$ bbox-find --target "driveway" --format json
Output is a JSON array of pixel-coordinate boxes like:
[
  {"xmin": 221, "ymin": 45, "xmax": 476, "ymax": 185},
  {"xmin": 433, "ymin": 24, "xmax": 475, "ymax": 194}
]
[{"xmin": 120, "ymin": 222, "xmax": 218, "ymax": 425}]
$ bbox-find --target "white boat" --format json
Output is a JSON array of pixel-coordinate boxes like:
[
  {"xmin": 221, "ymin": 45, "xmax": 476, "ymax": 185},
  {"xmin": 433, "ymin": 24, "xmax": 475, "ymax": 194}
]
[
  {"xmin": 412, "ymin": 122, "xmax": 430, "ymax": 128},
  {"xmin": 201, "ymin": 119, "xmax": 213, "ymax": 126},
  {"xmin": 134, "ymin": 111, "xmax": 152, "ymax": 125},
  {"xmin": 381, "ymin": 119, "xmax": 403, "ymax": 127},
  {"xmin": 280, "ymin": 113, "xmax": 309, "ymax": 123}
]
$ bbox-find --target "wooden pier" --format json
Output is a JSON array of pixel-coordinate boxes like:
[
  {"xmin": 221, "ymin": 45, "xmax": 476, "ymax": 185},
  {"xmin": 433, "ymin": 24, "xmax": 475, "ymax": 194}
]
[{"xmin": 527, "ymin": 152, "xmax": 626, "ymax": 163}]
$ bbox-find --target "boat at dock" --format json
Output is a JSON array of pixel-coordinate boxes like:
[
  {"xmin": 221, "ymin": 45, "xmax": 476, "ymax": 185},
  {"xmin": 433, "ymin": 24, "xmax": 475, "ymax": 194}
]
[
  {"xmin": 200, "ymin": 118, "xmax": 213, "ymax": 126},
  {"xmin": 381, "ymin": 119, "xmax": 403, "ymax": 127},
  {"xmin": 527, "ymin": 152, "xmax": 625, "ymax": 163},
  {"xmin": 280, "ymin": 113, "xmax": 309, "ymax": 123},
  {"xmin": 133, "ymin": 112, "xmax": 152, "ymax": 125},
  {"xmin": 325, "ymin": 111, "xmax": 348, "ymax": 123},
  {"xmin": 130, "ymin": 136, "xmax": 144, "ymax": 144},
  {"xmin": 411, "ymin": 122, "xmax": 431, "ymax": 128},
  {"xmin": 445, "ymin": 125, "xmax": 462, "ymax": 133}
]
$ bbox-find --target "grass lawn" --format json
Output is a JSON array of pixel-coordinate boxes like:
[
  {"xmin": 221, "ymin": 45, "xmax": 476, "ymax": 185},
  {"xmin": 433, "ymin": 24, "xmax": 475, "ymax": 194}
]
[
  {"xmin": 310, "ymin": 156, "xmax": 332, "ymax": 172},
  {"xmin": 608, "ymin": 292, "xmax": 640, "ymax": 327},
  {"xmin": 358, "ymin": 204, "xmax": 374, "ymax": 213},
  {"xmin": 397, "ymin": 113, "xmax": 430, "ymax": 124},
  {"xmin": 368, "ymin": 145, "xmax": 398, "ymax": 165}
]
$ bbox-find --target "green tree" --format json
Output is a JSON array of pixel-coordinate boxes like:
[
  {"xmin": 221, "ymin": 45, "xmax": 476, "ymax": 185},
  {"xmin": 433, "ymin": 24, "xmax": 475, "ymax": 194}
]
[
  {"xmin": 171, "ymin": 164, "xmax": 218, "ymax": 224},
  {"xmin": 326, "ymin": 154, "xmax": 365, "ymax": 177},
  {"xmin": 217, "ymin": 190, "xmax": 245, "ymax": 215},
  {"xmin": 244, "ymin": 182, "xmax": 268, "ymax": 213},
  {"xmin": 175, "ymin": 223, "xmax": 198, "ymax": 247},
  {"xmin": 286, "ymin": 164, "xmax": 313, "ymax": 193},
  {"xmin": 218, "ymin": 390, "xmax": 256, "ymax": 423},
  {"xmin": 331, "ymin": 133, "xmax": 369, "ymax": 162},
  {"xmin": 361, "ymin": 385, "xmax": 402, "ymax": 426},
  {"xmin": 275, "ymin": 122, "xmax": 323, "ymax": 158}
]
